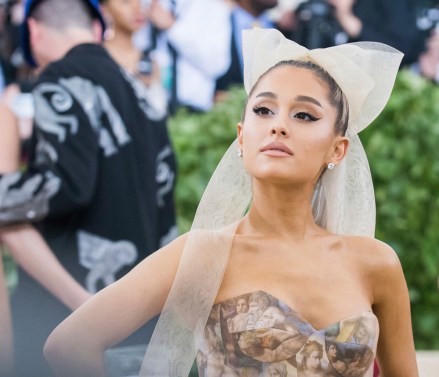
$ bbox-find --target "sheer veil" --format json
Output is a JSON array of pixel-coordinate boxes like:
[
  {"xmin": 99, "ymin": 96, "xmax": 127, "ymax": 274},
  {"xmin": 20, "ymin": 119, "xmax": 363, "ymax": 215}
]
[{"xmin": 139, "ymin": 28, "xmax": 403, "ymax": 376}]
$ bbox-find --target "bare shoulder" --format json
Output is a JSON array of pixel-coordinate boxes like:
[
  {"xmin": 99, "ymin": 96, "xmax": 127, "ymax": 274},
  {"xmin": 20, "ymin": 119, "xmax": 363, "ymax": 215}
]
[
  {"xmin": 342, "ymin": 235, "xmax": 406, "ymax": 303},
  {"xmin": 343, "ymin": 235, "xmax": 401, "ymax": 270}
]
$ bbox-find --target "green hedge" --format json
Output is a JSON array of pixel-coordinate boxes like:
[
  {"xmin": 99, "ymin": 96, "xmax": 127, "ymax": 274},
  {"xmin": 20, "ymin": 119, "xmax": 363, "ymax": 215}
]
[
  {"xmin": 361, "ymin": 70, "xmax": 439, "ymax": 349},
  {"xmin": 170, "ymin": 72, "xmax": 439, "ymax": 349}
]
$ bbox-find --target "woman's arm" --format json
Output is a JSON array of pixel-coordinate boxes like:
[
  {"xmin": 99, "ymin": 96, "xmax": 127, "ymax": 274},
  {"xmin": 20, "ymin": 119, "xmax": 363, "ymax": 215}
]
[
  {"xmin": 0, "ymin": 226, "xmax": 91, "ymax": 310},
  {"xmin": 44, "ymin": 233, "xmax": 187, "ymax": 377},
  {"xmin": 371, "ymin": 242, "xmax": 418, "ymax": 376},
  {"xmin": 0, "ymin": 251, "xmax": 14, "ymax": 376},
  {"xmin": 0, "ymin": 96, "xmax": 20, "ymax": 376},
  {"xmin": 0, "ymin": 102, "xmax": 20, "ymax": 173}
]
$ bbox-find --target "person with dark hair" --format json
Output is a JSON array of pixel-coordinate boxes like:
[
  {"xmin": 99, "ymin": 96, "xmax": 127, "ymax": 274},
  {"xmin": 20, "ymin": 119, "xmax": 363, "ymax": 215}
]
[
  {"xmin": 99, "ymin": 0, "xmax": 167, "ymax": 119},
  {"xmin": 0, "ymin": 0, "xmax": 176, "ymax": 376},
  {"xmin": 326, "ymin": 342, "xmax": 347, "ymax": 374},
  {"xmin": 99, "ymin": 1, "xmax": 160, "ymax": 84},
  {"xmin": 0, "ymin": 0, "xmax": 17, "ymax": 91},
  {"xmin": 44, "ymin": 29, "xmax": 417, "ymax": 377}
]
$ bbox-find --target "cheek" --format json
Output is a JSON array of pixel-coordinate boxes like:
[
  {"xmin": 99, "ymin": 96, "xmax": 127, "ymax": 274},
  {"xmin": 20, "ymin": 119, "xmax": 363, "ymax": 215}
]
[
  {"xmin": 241, "ymin": 121, "xmax": 265, "ymax": 147},
  {"xmin": 295, "ymin": 128, "xmax": 335, "ymax": 163}
]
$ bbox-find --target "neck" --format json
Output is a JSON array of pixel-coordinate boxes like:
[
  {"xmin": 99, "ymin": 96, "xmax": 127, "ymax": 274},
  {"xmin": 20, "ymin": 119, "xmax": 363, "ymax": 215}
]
[
  {"xmin": 42, "ymin": 28, "xmax": 96, "ymax": 68},
  {"xmin": 104, "ymin": 28, "xmax": 139, "ymax": 71},
  {"xmin": 241, "ymin": 179, "xmax": 325, "ymax": 241},
  {"xmin": 106, "ymin": 27, "xmax": 134, "ymax": 50}
]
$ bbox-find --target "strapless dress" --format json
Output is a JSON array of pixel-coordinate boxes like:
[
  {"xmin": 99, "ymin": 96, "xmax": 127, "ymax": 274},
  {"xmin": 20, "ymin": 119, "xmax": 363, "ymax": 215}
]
[{"xmin": 196, "ymin": 291, "xmax": 379, "ymax": 377}]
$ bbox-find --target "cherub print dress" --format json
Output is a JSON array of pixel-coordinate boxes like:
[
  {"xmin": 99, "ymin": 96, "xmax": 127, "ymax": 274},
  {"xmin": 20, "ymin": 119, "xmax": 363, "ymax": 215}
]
[{"xmin": 196, "ymin": 291, "xmax": 378, "ymax": 377}]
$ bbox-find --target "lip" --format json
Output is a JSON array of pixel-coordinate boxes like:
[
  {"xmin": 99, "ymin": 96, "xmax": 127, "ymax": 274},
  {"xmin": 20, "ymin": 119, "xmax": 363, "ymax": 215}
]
[
  {"xmin": 134, "ymin": 16, "xmax": 146, "ymax": 24},
  {"xmin": 260, "ymin": 141, "xmax": 293, "ymax": 157}
]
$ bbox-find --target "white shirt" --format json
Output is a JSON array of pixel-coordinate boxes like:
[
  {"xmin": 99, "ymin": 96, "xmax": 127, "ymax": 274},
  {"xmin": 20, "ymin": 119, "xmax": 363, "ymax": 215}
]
[{"xmin": 135, "ymin": 0, "xmax": 232, "ymax": 111}]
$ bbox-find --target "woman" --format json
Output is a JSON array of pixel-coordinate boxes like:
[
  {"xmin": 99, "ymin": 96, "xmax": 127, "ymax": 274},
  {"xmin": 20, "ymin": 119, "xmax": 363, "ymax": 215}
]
[
  {"xmin": 298, "ymin": 340, "xmax": 325, "ymax": 377},
  {"xmin": 44, "ymin": 29, "xmax": 418, "ymax": 377},
  {"xmin": 326, "ymin": 342, "xmax": 347, "ymax": 375},
  {"xmin": 99, "ymin": 0, "xmax": 166, "ymax": 119},
  {"xmin": 100, "ymin": 0, "xmax": 152, "ymax": 79}
]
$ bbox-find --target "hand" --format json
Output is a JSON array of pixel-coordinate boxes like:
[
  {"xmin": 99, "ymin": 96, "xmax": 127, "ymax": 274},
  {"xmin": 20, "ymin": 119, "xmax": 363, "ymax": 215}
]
[
  {"xmin": 277, "ymin": 9, "xmax": 297, "ymax": 32},
  {"xmin": 328, "ymin": 0, "xmax": 362, "ymax": 38},
  {"xmin": 327, "ymin": 0, "xmax": 356, "ymax": 15},
  {"xmin": 419, "ymin": 52, "xmax": 439, "ymax": 80},
  {"xmin": 425, "ymin": 33, "xmax": 439, "ymax": 58},
  {"xmin": 147, "ymin": 0, "xmax": 175, "ymax": 31}
]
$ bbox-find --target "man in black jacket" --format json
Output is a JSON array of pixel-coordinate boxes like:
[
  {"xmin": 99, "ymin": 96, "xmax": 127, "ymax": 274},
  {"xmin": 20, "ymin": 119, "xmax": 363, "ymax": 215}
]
[{"xmin": 0, "ymin": 0, "xmax": 176, "ymax": 376}]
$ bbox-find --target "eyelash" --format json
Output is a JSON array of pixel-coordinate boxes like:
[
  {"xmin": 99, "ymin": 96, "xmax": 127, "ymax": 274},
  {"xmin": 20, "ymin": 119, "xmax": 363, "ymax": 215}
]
[
  {"xmin": 295, "ymin": 112, "xmax": 320, "ymax": 122},
  {"xmin": 252, "ymin": 106, "xmax": 320, "ymax": 122},
  {"xmin": 253, "ymin": 106, "xmax": 273, "ymax": 116}
]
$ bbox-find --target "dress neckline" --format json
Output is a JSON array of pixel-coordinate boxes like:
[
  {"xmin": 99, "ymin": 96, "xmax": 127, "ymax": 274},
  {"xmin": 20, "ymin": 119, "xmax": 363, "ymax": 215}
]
[{"xmin": 214, "ymin": 290, "xmax": 379, "ymax": 332}]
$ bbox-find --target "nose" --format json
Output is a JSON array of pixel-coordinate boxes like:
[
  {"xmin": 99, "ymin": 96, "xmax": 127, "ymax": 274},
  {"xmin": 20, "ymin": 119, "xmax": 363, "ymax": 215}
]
[{"xmin": 270, "ymin": 124, "xmax": 288, "ymax": 137}]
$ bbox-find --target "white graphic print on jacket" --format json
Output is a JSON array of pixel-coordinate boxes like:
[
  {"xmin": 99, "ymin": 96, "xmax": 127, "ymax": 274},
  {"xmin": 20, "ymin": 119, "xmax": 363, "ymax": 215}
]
[{"xmin": 78, "ymin": 230, "xmax": 138, "ymax": 293}]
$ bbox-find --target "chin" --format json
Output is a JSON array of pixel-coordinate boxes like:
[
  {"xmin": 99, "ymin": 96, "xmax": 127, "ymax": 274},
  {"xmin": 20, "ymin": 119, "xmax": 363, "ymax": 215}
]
[
  {"xmin": 250, "ymin": 169, "xmax": 295, "ymax": 185},
  {"xmin": 250, "ymin": 164, "xmax": 317, "ymax": 189},
  {"xmin": 246, "ymin": 160, "xmax": 291, "ymax": 178}
]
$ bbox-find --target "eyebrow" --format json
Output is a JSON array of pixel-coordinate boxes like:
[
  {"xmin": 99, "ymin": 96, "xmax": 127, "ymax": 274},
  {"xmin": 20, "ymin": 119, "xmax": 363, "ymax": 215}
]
[
  {"xmin": 255, "ymin": 91, "xmax": 277, "ymax": 99},
  {"xmin": 255, "ymin": 92, "xmax": 323, "ymax": 108},
  {"xmin": 295, "ymin": 95, "xmax": 322, "ymax": 108}
]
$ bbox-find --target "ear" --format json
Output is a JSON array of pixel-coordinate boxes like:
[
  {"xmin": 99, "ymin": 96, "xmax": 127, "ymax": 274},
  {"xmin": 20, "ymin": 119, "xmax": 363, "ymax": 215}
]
[
  {"xmin": 100, "ymin": 3, "xmax": 111, "ymax": 21},
  {"xmin": 330, "ymin": 136, "xmax": 349, "ymax": 166},
  {"xmin": 27, "ymin": 18, "xmax": 41, "ymax": 49},
  {"xmin": 92, "ymin": 20, "xmax": 102, "ymax": 43},
  {"xmin": 237, "ymin": 122, "xmax": 243, "ymax": 149}
]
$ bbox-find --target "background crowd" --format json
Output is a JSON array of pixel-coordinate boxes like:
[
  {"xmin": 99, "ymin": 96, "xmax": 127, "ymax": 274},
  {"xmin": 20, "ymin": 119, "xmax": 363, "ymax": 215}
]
[
  {"xmin": 2, "ymin": 0, "xmax": 439, "ymax": 108},
  {"xmin": 0, "ymin": 0, "xmax": 438, "ymax": 377}
]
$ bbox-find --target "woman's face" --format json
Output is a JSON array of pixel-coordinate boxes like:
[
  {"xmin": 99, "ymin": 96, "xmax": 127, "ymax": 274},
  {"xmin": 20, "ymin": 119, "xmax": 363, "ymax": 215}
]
[
  {"xmin": 306, "ymin": 350, "xmax": 321, "ymax": 370},
  {"xmin": 238, "ymin": 65, "xmax": 347, "ymax": 187},
  {"xmin": 104, "ymin": 0, "xmax": 145, "ymax": 33},
  {"xmin": 236, "ymin": 298, "xmax": 249, "ymax": 313},
  {"xmin": 328, "ymin": 344, "xmax": 337, "ymax": 358}
]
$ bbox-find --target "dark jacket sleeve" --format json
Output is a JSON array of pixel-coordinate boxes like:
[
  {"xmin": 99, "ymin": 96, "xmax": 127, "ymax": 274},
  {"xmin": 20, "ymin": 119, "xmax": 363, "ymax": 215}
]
[{"xmin": 0, "ymin": 66, "xmax": 99, "ymax": 226}]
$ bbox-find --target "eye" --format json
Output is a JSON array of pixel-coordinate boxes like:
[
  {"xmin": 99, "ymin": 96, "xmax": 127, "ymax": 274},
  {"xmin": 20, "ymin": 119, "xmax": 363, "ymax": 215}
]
[
  {"xmin": 294, "ymin": 112, "xmax": 320, "ymax": 122},
  {"xmin": 253, "ymin": 106, "xmax": 273, "ymax": 116}
]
